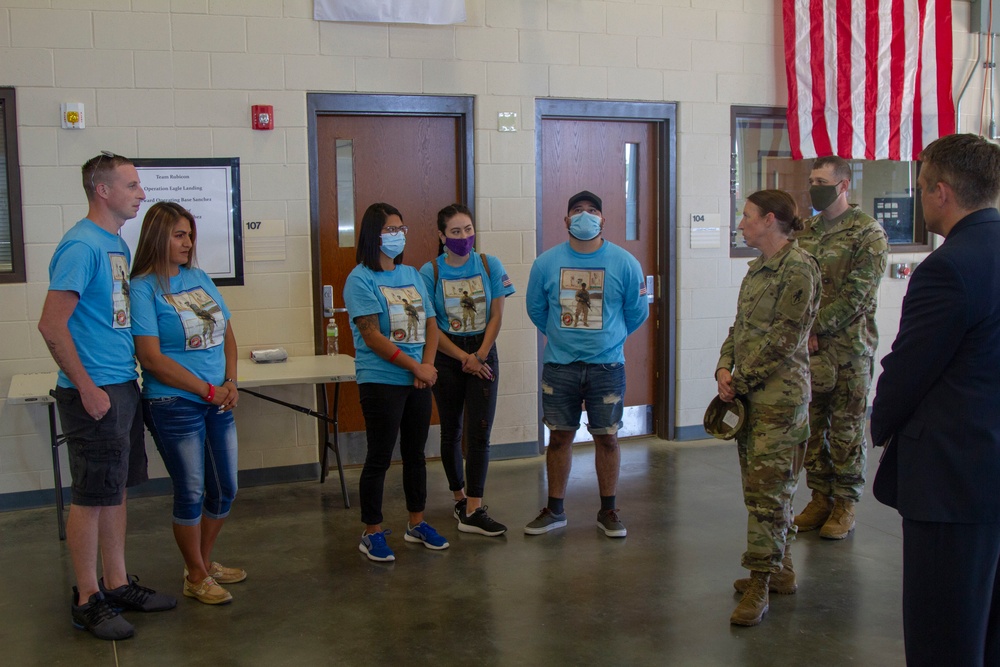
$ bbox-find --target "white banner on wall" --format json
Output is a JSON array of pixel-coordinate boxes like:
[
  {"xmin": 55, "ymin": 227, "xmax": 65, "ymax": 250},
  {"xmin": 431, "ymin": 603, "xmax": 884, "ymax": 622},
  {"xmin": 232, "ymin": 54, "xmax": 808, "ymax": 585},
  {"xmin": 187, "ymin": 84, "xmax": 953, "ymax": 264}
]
[{"xmin": 314, "ymin": 0, "xmax": 466, "ymax": 24}]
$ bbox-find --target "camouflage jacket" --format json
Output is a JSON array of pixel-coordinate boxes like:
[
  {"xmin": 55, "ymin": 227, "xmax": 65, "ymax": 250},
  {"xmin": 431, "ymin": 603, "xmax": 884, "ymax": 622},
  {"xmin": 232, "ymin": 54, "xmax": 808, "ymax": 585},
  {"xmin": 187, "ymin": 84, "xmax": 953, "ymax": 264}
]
[
  {"xmin": 717, "ymin": 240, "xmax": 821, "ymax": 406},
  {"xmin": 795, "ymin": 206, "xmax": 889, "ymax": 358}
]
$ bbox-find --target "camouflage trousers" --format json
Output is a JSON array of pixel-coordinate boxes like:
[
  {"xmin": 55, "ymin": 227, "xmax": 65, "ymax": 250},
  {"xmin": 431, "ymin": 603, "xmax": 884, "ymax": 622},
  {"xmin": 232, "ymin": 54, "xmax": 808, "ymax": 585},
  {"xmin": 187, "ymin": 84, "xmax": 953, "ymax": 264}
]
[
  {"xmin": 803, "ymin": 354, "xmax": 872, "ymax": 501},
  {"xmin": 737, "ymin": 402, "xmax": 808, "ymax": 573}
]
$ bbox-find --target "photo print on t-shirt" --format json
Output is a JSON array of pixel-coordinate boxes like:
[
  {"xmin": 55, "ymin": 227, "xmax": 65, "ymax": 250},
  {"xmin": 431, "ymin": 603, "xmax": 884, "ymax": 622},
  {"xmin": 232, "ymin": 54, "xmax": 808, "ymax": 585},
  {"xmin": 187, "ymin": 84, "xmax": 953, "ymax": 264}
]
[
  {"xmin": 441, "ymin": 276, "xmax": 486, "ymax": 334},
  {"xmin": 380, "ymin": 285, "xmax": 426, "ymax": 344},
  {"xmin": 109, "ymin": 252, "xmax": 131, "ymax": 329},
  {"xmin": 163, "ymin": 287, "xmax": 227, "ymax": 351},
  {"xmin": 559, "ymin": 268, "xmax": 605, "ymax": 331}
]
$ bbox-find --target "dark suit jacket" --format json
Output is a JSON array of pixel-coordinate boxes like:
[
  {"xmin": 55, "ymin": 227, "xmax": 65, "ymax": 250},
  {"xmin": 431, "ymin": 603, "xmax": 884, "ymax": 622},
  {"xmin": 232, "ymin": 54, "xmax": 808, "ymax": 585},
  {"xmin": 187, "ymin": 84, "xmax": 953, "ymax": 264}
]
[{"xmin": 870, "ymin": 208, "xmax": 1000, "ymax": 523}]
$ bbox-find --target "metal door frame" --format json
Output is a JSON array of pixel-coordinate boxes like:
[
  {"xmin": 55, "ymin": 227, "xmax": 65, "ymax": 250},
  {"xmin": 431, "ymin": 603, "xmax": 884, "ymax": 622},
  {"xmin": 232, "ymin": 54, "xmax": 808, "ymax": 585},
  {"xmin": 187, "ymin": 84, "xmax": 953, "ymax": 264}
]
[
  {"xmin": 305, "ymin": 94, "xmax": 475, "ymax": 463},
  {"xmin": 535, "ymin": 98, "xmax": 678, "ymax": 445}
]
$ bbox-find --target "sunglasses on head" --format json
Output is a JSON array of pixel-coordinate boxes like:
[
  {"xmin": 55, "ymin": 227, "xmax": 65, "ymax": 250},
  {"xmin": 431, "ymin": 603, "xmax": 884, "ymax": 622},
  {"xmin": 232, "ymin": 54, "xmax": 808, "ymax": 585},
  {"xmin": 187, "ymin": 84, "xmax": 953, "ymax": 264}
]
[{"xmin": 90, "ymin": 150, "xmax": 117, "ymax": 192}]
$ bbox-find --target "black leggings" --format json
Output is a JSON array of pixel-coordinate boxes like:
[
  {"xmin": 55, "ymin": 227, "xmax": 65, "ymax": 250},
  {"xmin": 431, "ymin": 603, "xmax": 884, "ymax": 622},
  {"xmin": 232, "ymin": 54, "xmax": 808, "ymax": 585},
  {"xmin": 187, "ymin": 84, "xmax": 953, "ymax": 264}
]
[
  {"xmin": 357, "ymin": 383, "xmax": 432, "ymax": 526},
  {"xmin": 432, "ymin": 333, "xmax": 499, "ymax": 498}
]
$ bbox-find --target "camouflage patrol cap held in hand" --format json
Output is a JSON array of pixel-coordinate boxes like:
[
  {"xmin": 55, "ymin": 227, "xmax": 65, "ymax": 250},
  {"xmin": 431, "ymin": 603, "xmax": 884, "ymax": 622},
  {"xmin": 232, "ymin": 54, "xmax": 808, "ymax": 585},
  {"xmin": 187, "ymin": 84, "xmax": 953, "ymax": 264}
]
[{"xmin": 703, "ymin": 395, "xmax": 747, "ymax": 440}]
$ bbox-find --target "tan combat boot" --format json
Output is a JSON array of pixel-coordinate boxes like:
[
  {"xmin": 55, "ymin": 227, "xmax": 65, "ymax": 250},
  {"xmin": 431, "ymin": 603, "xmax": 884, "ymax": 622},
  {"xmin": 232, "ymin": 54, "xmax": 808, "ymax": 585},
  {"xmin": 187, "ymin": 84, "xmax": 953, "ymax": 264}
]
[
  {"xmin": 793, "ymin": 491, "xmax": 834, "ymax": 532},
  {"xmin": 734, "ymin": 548, "xmax": 796, "ymax": 595},
  {"xmin": 819, "ymin": 497, "xmax": 856, "ymax": 539},
  {"xmin": 730, "ymin": 571, "xmax": 770, "ymax": 626}
]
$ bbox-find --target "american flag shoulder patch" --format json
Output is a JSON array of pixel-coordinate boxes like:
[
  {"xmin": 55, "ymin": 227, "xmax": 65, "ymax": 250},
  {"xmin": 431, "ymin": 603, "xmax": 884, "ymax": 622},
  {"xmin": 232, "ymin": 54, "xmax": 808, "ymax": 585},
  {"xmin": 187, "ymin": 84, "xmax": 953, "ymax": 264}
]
[
  {"xmin": 501, "ymin": 273, "xmax": 512, "ymax": 288},
  {"xmin": 639, "ymin": 282, "xmax": 647, "ymax": 296}
]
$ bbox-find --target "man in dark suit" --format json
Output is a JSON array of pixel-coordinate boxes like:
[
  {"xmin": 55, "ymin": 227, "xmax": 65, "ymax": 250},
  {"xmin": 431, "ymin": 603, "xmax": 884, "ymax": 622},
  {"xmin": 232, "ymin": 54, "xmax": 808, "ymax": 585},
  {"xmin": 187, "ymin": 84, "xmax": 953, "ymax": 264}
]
[{"xmin": 871, "ymin": 133, "xmax": 1000, "ymax": 667}]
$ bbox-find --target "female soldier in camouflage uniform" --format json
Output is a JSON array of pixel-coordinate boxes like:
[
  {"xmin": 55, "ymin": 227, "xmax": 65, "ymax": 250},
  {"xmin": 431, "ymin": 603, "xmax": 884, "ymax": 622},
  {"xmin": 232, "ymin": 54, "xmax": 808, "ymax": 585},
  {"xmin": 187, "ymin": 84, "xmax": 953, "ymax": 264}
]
[{"xmin": 716, "ymin": 190, "xmax": 821, "ymax": 627}]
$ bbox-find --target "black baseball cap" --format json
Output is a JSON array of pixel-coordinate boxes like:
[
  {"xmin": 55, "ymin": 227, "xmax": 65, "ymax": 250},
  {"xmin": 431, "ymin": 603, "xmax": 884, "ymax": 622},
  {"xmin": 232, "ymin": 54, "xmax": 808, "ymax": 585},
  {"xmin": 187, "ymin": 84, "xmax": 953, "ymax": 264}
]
[{"xmin": 567, "ymin": 190, "xmax": 602, "ymax": 213}]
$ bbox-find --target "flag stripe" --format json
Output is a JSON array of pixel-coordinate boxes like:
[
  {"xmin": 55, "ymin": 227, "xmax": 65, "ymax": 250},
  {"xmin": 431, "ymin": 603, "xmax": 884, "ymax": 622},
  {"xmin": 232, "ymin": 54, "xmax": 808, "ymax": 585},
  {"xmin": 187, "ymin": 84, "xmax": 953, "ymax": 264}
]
[
  {"xmin": 934, "ymin": 0, "xmax": 955, "ymax": 138},
  {"xmin": 864, "ymin": 0, "xmax": 879, "ymax": 159},
  {"xmin": 781, "ymin": 0, "xmax": 954, "ymax": 160},
  {"xmin": 836, "ymin": 0, "xmax": 853, "ymax": 157},
  {"xmin": 808, "ymin": 0, "xmax": 834, "ymax": 157},
  {"xmin": 784, "ymin": 0, "xmax": 804, "ymax": 159}
]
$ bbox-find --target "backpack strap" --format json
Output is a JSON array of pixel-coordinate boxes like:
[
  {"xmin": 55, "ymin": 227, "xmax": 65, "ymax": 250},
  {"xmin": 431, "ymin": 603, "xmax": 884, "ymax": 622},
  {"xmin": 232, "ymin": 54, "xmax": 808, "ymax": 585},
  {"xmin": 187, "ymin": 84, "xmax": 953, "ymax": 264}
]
[{"xmin": 480, "ymin": 253, "xmax": 491, "ymax": 279}]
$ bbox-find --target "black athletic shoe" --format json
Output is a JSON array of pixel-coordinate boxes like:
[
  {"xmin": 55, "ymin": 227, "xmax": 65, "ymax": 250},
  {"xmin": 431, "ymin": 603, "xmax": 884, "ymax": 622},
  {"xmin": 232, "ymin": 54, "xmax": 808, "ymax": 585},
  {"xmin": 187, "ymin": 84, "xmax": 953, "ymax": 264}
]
[
  {"xmin": 100, "ymin": 575, "xmax": 177, "ymax": 612},
  {"xmin": 458, "ymin": 506, "xmax": 508, "ymax": 536},
  {"xmin": 71, "ymin": 588, "xmax": 134, "ymax": 641},
  {"xmin": 453, "ymin": 498, "xmax": 468, "ymax": 521}
]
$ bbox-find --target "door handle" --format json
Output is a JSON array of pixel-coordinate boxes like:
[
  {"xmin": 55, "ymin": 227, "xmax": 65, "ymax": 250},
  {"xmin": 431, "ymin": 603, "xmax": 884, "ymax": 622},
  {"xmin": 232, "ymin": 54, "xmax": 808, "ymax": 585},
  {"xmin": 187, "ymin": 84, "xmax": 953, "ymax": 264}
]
[{"xmin": 645, "ymin": 275, "xmax": 654, "ymax": 303}]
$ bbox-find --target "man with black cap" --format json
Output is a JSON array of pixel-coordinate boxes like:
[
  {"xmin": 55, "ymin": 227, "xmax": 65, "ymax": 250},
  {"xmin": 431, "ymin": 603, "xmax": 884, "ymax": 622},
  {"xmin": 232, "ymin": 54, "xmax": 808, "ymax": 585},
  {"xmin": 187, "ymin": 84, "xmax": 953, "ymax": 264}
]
[{"xmin": 524, "ymin": 190, "xmax": 649, "ymax": 537}]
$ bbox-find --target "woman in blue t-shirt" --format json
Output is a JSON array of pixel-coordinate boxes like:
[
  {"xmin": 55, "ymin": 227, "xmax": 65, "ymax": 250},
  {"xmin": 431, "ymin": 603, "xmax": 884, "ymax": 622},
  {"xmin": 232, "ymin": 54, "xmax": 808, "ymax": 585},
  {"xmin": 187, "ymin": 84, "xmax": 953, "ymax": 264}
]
[
  {"xmin": 131, "ymin": 202, "xmax": 244, "ymax": 605},
  {"xmin": 344, "ymin": 202, "xmax": 447, "ymax": 562},
  {"xmin": 419, "ymin": 204, "xmax": 516, "ymax": 537}
]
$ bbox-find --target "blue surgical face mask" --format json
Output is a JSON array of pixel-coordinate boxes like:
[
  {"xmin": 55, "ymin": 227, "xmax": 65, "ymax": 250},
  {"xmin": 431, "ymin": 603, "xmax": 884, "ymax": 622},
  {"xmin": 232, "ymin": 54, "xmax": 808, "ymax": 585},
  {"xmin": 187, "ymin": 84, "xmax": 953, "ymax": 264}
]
[
  {"xmin": 569, "ymin": 211, "xmax": 602, "ymax": 241},
  {"xmin": 380, "ymin": 232, "xmax": 406, "ymax": 259}
]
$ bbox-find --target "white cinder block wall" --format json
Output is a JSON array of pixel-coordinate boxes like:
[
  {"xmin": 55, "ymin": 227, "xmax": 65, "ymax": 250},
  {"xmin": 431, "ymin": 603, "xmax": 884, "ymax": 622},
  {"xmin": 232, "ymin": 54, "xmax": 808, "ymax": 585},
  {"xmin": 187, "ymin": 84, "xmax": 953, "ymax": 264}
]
[{"xmin": 0, "ymin": 0, "xmax": 984, "ymax": 498}]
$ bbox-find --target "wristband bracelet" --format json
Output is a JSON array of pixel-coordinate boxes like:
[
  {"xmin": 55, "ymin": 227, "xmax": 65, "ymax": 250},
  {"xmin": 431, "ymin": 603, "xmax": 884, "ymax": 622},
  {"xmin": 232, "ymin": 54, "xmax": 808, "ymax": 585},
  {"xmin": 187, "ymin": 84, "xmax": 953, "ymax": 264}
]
[
  {"xmin": 474, "ymin": 353, "xmax": 486, "ymax": 364},
  {"xmin": 204, "ymin": 383, "xmax": 216, "ymax": 402},
  {"xmin": 389, "ymin": 348, "xmax": 402, "ymax": 362},
  {"xmin": 225, "ymin": 378, "xmax": 237, "ymax": 387}
]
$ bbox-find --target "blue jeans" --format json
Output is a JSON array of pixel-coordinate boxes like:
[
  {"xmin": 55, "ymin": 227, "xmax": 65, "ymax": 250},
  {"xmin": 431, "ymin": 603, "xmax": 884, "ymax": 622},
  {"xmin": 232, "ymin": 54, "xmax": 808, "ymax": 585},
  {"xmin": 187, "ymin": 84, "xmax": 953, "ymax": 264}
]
[
  {"xmin": 432, "ymin": 334, "xmax": 499, "ymax": 498},
  {"xmin": 541, "ymin": 362, "xmax": 626, "ymax": 435},
  {"xmin": 143, "ymin": 396, "xmax": 239, "ymax": 526}
]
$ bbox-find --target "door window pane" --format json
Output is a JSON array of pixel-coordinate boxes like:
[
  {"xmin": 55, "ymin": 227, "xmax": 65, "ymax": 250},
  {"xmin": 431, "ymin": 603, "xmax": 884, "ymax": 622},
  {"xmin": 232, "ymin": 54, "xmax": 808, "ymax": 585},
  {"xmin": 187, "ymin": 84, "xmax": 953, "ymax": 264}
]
[
  {"xmin": 624, "ymin": 142, "xmax": 638, "ymax": 241},
  {"xmin": 335, "ymin": 139, "xmax": 356, "ymax": 248}
]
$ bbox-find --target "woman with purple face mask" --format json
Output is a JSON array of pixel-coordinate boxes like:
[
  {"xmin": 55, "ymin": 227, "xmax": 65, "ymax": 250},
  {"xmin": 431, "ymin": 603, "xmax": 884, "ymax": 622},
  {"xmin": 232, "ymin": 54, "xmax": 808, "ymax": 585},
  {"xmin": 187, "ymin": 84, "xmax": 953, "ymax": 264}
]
[{"xmin": 419, "ymin": 204, "xmax": 516, "ymax": 536}]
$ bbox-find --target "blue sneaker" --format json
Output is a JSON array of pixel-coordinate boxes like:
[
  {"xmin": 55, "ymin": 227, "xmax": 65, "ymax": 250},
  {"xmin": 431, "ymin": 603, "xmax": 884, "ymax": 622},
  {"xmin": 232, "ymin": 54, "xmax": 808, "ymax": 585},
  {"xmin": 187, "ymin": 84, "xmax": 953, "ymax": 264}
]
[
  {"xmin": 404, "ymin": 522, "xmax": 450, "ymax": 550},
  {"xmin": 359, "ymin": 530, "xmax": 395, "ymax": 562}
]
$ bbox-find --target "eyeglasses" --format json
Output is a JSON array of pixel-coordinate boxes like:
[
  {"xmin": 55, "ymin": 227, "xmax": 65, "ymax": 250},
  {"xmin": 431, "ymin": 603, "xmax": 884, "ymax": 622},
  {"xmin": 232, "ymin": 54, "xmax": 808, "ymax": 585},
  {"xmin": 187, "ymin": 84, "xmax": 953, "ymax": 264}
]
[
  {"xmin": 383, "ymin": 225, "xmax": 408, "ymax": 236},
  {"xmin": 90, "ymin": 150, "xmax": 115, "ymax": 193}
]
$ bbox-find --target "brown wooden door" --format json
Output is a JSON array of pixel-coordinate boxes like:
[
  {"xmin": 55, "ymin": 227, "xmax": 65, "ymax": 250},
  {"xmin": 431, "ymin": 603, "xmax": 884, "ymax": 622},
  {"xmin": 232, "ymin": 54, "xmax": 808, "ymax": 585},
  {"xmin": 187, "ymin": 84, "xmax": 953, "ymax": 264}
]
[
  {"xmin": 540, "ymin": 118, "xmax": 658, "ymax": 437},
  {"xmin": 316, "ymin": 114, "xmax": 463, "ymax": 433}
]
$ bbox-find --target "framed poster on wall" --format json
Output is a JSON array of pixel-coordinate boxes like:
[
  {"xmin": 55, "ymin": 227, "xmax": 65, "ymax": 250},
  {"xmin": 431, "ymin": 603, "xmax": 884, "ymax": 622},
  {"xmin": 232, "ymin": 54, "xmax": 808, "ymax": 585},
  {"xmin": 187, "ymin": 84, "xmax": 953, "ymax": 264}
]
[{"xmin": 121, "ymin": 158, "xmax": 243, "ymax": 286}]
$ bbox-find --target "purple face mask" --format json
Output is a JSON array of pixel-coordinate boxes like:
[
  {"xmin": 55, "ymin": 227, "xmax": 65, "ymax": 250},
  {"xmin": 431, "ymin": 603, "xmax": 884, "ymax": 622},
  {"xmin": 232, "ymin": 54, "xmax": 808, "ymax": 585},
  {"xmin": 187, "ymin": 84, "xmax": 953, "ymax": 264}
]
[{"xmin": 444, "ymin": 234, "xmax": 476, "ymax": 257}]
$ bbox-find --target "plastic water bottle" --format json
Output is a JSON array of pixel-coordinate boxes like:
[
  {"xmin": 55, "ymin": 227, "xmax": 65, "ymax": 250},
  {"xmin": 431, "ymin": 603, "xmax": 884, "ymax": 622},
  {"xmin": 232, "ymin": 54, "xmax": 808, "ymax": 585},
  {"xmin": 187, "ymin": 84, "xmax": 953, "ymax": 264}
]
[{"xmin": 326, "ymin": 318, "xmax": 339, "ymax": 356}]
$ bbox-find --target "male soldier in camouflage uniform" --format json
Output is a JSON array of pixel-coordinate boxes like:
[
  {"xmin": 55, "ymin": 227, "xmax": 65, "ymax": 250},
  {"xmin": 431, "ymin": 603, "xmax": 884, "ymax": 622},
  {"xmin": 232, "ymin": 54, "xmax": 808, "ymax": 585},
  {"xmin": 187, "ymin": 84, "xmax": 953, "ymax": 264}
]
[
  {"xmin": 793, "ymin": 156, "xmax": 889, "ymax": 540},
  {"xmin": 717, "ymin": 189, "xmax": 821, "ymax": 626}
]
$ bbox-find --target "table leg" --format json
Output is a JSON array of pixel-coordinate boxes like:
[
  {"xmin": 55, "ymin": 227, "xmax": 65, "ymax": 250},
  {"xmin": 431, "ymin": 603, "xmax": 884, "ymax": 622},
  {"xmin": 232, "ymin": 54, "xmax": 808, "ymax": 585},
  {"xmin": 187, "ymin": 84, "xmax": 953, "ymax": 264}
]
[
  {"xmin": 48, "ymin": 404, "xmax": 66, "ymax": 541},
  {"xmin": 319, "ymin": 383, "xmax": 350, "ymax": 509}
]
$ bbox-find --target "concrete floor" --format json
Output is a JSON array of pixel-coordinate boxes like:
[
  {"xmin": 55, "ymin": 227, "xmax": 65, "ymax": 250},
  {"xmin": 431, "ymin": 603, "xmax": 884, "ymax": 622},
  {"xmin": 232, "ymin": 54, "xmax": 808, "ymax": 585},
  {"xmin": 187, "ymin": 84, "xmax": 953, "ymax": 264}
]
[{"xmin": 0, "ymin": 438, "xmax": 905, "ymax": 666}]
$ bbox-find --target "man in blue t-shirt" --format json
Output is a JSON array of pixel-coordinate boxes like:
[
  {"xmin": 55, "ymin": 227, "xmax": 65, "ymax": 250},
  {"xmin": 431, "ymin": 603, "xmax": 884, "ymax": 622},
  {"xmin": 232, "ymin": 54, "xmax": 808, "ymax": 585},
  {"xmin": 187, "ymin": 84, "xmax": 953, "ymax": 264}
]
[
  {"xmin": 38, "ymin": 153, "xmax": 175, "ymax": 641},
  {"xmin": 524, "ymin": 190, "xmax": 649, "ymax": 538}
]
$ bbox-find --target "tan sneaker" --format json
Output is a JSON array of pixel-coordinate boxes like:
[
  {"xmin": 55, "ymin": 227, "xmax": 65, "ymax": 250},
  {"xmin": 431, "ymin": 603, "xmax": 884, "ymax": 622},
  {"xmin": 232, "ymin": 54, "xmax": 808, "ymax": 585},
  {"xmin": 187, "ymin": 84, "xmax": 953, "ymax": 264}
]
[
  {"xmin": 183, "ymin": 576, "xmax": 232, "ymax": 605},
  {"xmin": 184, "ymin": 562, "xmax": 247, "ymax": 585},
  {"xmin": 208, "ymin": 562, "xmax": 247, "ymax": 584},
  {"xmin": 819, "ymin": 498, "xmax": 856, "ymax": 539},
  {"xmin": 793, "ymin": 491, "xmax": 834, "ymax": 532},
  {"xmin": 730, "ymin": 571, "xmax": 770, "ymax": 626}
]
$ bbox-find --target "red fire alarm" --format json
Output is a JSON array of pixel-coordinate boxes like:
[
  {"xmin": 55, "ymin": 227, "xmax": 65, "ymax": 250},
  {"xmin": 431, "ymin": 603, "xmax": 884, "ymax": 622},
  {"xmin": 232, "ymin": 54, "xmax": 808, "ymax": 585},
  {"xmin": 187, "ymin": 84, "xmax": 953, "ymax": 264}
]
[{"xmin": 252, "ymin": 105, "xmax": 273, "ymax": 130}]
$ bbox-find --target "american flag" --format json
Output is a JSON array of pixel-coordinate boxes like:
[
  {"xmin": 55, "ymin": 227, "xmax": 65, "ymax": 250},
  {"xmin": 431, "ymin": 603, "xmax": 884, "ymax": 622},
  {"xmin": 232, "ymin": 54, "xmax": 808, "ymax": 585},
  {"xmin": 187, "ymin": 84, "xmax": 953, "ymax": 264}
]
[
  {"xmin": 501, "ymin": 273, "xmax": 513, "ymax": 288},
  {"xmin": 782, "ymin": 0, "xmax": 954, "ymax": 161}
]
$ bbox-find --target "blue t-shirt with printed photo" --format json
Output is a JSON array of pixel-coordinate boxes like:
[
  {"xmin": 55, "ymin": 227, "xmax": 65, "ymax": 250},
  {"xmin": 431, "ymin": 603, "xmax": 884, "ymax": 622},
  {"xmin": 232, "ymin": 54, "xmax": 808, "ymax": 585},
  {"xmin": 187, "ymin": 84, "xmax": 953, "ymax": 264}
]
[
  {"xmin": 344, "ymin": 263, "xmax": 435, "ymax": 386},
  {"xmin": 131, "ymin": 266, "xmax": 231, "ymax": 402},
  {"xmin": 419, "ymin": 253, "xmax": 516, "ymax": 336},
  {"xmin": 48, "ymin": 218, "xmax": 138, "ymax": 388},
  {"xmin": 526, "ymin": 240, "xmax": 649, "ymax": 365}
]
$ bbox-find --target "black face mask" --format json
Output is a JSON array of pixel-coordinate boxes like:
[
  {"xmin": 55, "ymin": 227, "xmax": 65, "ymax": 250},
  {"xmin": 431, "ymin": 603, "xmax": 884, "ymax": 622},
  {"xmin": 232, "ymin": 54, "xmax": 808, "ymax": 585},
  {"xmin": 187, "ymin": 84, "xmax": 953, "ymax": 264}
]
[{"xmin": 809, "ymin": 184, "xmax": 840, "ymax": 212}]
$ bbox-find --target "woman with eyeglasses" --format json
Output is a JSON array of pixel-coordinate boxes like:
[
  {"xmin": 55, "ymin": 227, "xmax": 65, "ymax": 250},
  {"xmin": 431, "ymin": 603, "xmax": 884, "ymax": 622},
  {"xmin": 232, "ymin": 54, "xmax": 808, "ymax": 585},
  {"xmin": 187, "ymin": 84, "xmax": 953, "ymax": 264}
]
[
  {"xmin": 419, "ymin": 204, "xmax": 515, "ymax": 536},
  {"xmin": 344, "ymin": 202, "xmax": 446, "ymax": 562},
  {"xmin": 130, "ymin": 202, "xmax": 244, "ymax": 605}
]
